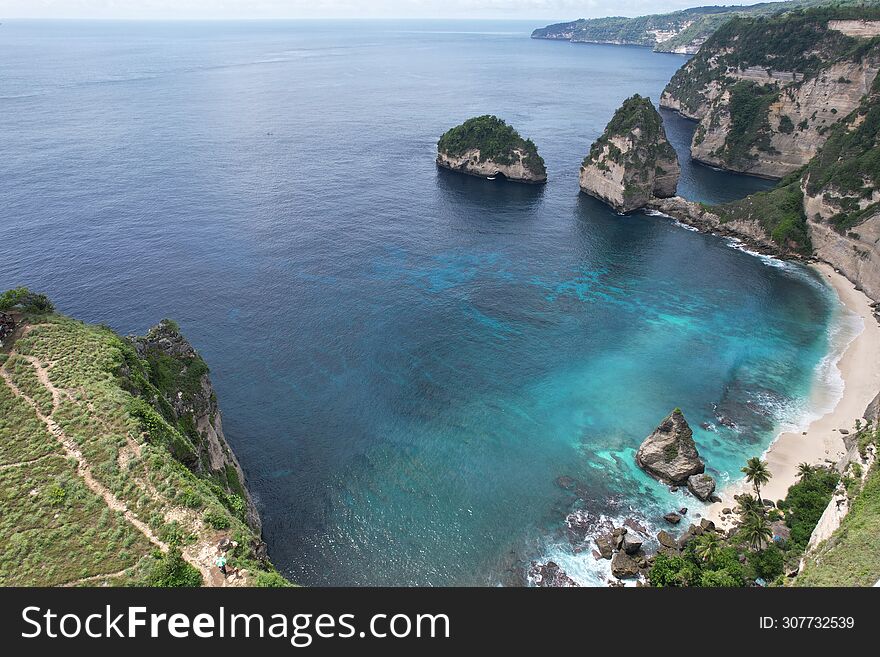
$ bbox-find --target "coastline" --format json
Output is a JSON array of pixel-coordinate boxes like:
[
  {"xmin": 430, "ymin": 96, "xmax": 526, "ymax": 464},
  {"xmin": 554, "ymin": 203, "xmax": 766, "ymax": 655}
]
[{"xmin": 707, "ymin": 262, "xmax": 880, "ymax": 528}]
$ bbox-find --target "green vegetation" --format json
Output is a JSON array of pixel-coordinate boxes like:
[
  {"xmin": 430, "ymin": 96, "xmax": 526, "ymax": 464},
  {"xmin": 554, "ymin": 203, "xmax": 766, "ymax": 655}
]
[
  {"xmin": 741, "ymin": 456, "xmax": 772, "ymax": 503},
  {"xmin": 0, "ymin": 287, "xmax": 54, "ymax": 314},
  {"xmin": 587, "ymin": 94, "xmax": 673, "ymax": 166},
  {"xmin": 778, "ymin": 467, "xmax": 839, "ymax": 548},
  {"xmin": 146, "ymin": 548, "xmax": 203, "ymax": 587},
  {"xmin": 438, "ymin": 115, "xmax": 546, "ymax": 177},
  {"xmin": 721, "ymin": 81, "xmax": 780, "ymax": 166},
  {"xmin": 648, "ymin": 455, "xmax": 842, "ymax": 587},
  {"xmin": 715, "ymin": 178, "xmax": 812, "ymax": 252}
]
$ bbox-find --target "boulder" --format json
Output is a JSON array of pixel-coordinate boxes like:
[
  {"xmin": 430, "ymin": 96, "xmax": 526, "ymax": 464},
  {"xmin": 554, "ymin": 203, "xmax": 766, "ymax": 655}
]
[
  {"xmin": 699, "ymin": 519, "xmax": 716, "ymax": 533},
  {"xmin": 636, "ymin": 409, "xmax": 705, "ymax": 484},
  {"xmin": 595, "ymin": 534, "xmax": 614, "ymax": 559},
  {"xmin": 622, "ymin": 534, "xmax": 643, "ymax": 555},
  {"xmin": 611, "ymin": 551, "xmax": 641, "ymax": 579},
  {"xmin": 687, "ymin": 473, "xmax": 716, "ymax": 501},
  {"xmin": 663, "ymin": 512, "xmax": 682, "ymax": 525},
  {"xmin": 657, "ymin": 530, "xmax": 678, "ymax": 549}
]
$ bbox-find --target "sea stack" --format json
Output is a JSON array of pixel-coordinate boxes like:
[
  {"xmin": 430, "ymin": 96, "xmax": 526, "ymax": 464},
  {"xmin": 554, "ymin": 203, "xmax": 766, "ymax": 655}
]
[
  {"xmin": 579, "ymin": 95, "xmax": 679, "ymax": 212},
  {"xmin": 636, "ymin": 409, "xmax": 705, "ymax": 485},
  {"xmin": 436, "ymin": 115, "xmax": 547, "ymax": 184}
]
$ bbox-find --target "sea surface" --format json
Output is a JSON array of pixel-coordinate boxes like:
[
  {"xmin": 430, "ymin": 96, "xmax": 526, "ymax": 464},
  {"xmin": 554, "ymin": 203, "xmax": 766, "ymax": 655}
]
[{"xmin": 0, "ymin": 20, "xmax": 859, "ymax": 585}]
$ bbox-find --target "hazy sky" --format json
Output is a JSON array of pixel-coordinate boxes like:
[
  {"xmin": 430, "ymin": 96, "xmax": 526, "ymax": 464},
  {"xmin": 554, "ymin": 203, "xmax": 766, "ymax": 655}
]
[{"xmin": 0, "ymin": 1, "xmax": 768, "ymax": 20}]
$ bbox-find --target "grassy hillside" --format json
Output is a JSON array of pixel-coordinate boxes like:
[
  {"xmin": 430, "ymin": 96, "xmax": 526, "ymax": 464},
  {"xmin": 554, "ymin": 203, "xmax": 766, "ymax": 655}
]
[
  {"xmin": 798, "ymin": 457, "xmax": 880, "ymax": 586},
  {"xmin": 0, "ymin": 291, "xmax": 289, "ymax": 587}
]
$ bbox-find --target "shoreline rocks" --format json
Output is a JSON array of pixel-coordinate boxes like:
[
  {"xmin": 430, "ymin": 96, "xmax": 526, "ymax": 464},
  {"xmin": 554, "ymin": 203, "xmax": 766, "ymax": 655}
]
[{"xmin": 687, "ymin": 473, "xmax": 717, "ymax": 501}]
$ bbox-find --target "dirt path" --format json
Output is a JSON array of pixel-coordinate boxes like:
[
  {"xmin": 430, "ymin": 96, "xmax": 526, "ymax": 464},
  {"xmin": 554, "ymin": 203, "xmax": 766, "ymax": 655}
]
[
  {"xmin": 0, "ymin": 452, "xmax": 56, "ymax": 471},
  {"xmin": 0, "ymin": 341, "xmax": 220, "ymax": 586}
]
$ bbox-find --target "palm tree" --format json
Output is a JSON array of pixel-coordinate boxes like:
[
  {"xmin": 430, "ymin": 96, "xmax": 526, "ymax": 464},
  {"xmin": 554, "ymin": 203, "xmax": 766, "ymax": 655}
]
[
  {"xmin": 796, "ymin": 462, "xmax": 814, "ymax": 481},
  {"xmin": 737, "ymin": 493, "xmax": 763, "ymax": 518},
  {"xmin": 740, "ymin": 512, "xmax": 773, "ymax": 552},
  {"xmin": 694, "ymin": 532, "xmax": 723, "ymax": 565},
  {"xmin": 741, "ymin": 457, "xmax": 771, "ymax": 504}
]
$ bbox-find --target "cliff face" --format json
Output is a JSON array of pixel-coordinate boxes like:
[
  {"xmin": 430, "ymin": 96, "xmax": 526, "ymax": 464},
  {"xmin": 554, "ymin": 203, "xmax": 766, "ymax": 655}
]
[
  {"xmin": 437, "ymin": 115, "xmax": 547, "ymax": 184},
  {"xmin": 661, "ymin": 10, "xmax": 880, "ymax": 179},
  {"xmin": 128, "ymin": 320, "xmax": 261, "ymax": 532},
  {"xmin": 801, "ymin": 68, "xmax": 880, "ymax": 299},
  {"xmin": 436, "ymin": 147, "xmax": 546, "ymax": 184},
  {"xmin": 580, "ymin": 95, "xmax": 679, "ymax": 212}
]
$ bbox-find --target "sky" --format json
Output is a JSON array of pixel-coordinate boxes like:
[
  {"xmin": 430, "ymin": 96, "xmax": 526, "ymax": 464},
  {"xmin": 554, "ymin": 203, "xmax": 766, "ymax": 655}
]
[{"xmin": 0, "ymin": 1, "xmax": 770, "ymax": 20}]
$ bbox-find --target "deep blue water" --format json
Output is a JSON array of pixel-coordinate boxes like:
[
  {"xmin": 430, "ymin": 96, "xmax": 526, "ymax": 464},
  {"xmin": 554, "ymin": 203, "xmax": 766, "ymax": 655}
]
[{"xmin": 0, "ymin": 20, "xmax": 850, "ymax": 585}]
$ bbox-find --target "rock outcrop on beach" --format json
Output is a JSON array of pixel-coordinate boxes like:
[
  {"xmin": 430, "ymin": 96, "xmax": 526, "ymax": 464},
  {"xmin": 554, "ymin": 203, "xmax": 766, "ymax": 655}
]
[
  {"xmin": 660, "ymin": 8, "xmax": 880, "ymax": 179},
  {"xmin": 436, "ymin": 115, "xmax": 547, "ymax": 184},
  {"xmin": 687, "ymin": 473, "xmax": 717, "ymax": 501},
  {"xmin": 636, "ymin": 409, "xmax": 705, "ymax": 485},
  {"xmin": 579, "ymin": 95, "xmax": 680, "ymax": 212}
]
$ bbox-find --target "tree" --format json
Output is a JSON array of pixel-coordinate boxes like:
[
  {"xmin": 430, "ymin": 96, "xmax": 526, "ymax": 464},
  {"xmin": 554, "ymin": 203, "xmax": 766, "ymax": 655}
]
[
  {"xmin": 796, "ymin": 462, "xmax": 815, "ymax": 481},
  {"xmin": 741, "ymin": 512, "xmax": 773, "ymax": 552},
  {"xmin": 737, "ymin": 492, "xmax": 763, "ymax": 517},
  {"xmin": 694, "ymin": 532, "xmax": 723, "ymax": 566},
  {"xmin": 742, "ymin": 456, "xmax": 771, "ymax": 503}
]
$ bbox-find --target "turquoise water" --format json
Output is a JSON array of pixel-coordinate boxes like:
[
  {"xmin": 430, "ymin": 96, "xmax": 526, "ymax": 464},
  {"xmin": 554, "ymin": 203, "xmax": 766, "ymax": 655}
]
[{"xmin": 0, "ymin": 20, "xmax": 852, "ymax": 585}]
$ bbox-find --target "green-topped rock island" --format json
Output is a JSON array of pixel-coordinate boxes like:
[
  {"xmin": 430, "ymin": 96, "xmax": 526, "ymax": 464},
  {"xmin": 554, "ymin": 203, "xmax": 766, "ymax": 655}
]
[
  {"xmin": 579, "ymin": 95, "xmax": 680, "ymax": 213},
  {"xmin": 436, "ymin": 115, "xmax": 547, "ymax": 184}
]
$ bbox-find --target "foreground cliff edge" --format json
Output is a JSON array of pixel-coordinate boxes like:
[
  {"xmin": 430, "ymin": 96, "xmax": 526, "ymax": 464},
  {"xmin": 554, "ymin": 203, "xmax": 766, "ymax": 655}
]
[
  {"xmin": 579, "ymin": 95, "xmax": 680, "ymax": 212},
  {"xmin": 437, "ymin": 115, "xmax": 547, "ymax": 184},
  {"xmin": 0, "ymin": 288, "xmax": 289, "ymax": 587}
]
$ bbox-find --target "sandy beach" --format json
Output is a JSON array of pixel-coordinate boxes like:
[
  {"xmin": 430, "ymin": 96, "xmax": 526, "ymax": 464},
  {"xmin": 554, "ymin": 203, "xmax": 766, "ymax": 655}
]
[{"xmin": 708, "ymin": 262, "xmax": 880, "ymax": 528}]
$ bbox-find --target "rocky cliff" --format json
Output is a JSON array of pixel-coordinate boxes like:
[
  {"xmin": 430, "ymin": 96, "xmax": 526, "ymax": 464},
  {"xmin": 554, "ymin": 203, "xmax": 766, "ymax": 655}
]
[
  {"xmin": 127, "ymin": 320, "xmax": 261, "ymax": 532},
  {"xmin": 579, "ymin": 95, "xmax": 680, "ymax": 212},
  {"xmin": 660, "ymin": 8, "xmax": 880, "ymax": 179},
  {"xmin": 437, "ymin": 115, "xmax": 547, "ymax": 184}
]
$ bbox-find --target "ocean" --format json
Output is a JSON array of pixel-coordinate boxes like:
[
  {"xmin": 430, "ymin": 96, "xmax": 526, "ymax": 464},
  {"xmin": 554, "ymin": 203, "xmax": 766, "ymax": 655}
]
[{"xmin": 0, "ymin": 20, "xmax": 858, "ymax": 585}]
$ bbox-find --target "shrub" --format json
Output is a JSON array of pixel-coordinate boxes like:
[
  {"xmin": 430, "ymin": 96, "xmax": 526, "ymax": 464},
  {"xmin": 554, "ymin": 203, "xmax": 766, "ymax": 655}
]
[
  {"xmin": 203, "ymin": 508, "xmax": 231, "ymax": 530},
  {"xmin": 146, "ymin": 548, "xmax": 203, "ymax": 587},
  {"xmin": 748, "ymin": 543, "xmax": 785, "ymax": 580}
]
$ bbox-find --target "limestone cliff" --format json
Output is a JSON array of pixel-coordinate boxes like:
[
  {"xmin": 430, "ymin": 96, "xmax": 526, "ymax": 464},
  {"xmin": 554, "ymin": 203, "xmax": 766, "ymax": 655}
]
[
  {"xmin": 661, "ymin": 9, "xmax": 880, "ymax": 179},
  {"xmin": 579, "ymin": 95, "xmax": 680, "ymax": 213},
  {"xmin": 437, "ymin": 115, "xmax": 547, "ymax": 184}
]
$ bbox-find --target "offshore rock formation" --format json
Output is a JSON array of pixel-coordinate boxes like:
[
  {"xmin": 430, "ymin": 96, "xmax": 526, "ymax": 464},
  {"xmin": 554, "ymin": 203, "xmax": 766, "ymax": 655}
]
[
  {"xmin": 579, "ymin": 95, "xmax": 679, "ymax": 212},
  {"xmin": 636, "ymin": 409, "xmax": 705, "ymax": 485},
  {"xmin": 660, "ymin": 9, "xmax": 880, "ymax": 179},
  {"xmin": 128, "ymin": 320, "xmax": 261, "ymax": 532},
  {"xmin": 436, "ymin": 115, "xmax": 547, "ymax": 184}
]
